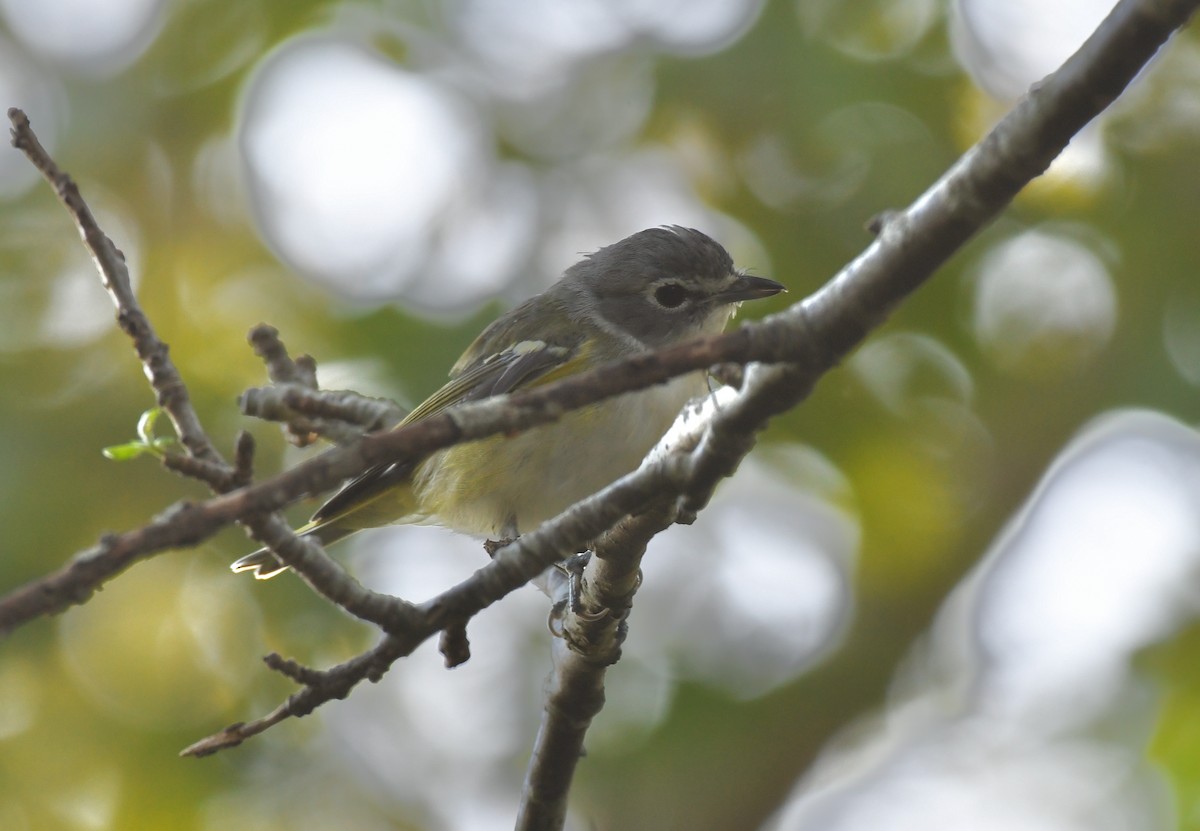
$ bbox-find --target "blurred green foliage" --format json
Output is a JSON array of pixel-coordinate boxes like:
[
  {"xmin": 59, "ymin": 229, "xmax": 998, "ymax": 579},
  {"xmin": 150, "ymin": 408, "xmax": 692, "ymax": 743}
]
[{"xmin": 2, "ymin": 1, "xmax": 1199, "ymax": 829}]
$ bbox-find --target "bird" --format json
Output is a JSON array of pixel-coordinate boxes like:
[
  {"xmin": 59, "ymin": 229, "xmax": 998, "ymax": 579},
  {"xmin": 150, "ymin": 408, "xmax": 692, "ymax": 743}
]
[{"xmin": 232, "ymin": 225, "xmax": 784, "ymax": 578}]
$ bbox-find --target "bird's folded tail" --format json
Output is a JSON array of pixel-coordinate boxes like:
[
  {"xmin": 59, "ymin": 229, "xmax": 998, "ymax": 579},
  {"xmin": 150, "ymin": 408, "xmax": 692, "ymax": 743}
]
[
  {"xmin": 229, "ymin": 521, "xmax": 354, "ymax": 580},
  {"xmin": 231, "ymin": 464, "xmax": 419, "ymax": 579}
]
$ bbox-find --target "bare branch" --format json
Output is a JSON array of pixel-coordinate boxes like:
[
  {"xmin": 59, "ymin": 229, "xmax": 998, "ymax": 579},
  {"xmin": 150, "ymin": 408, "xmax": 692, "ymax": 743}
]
[
  {"xmin": 232, "ymin": 431, "xmax": 256, "ymax": 488},
  {"xmin": 0, "ymin": 285, "xmax": 795, "ymax": 631},
  {"xmin": 438, "ymin": 618, "xmax": 472, "ymax": 668},
  {"xmin": 243, "ymin": 514, "xmax": 420, "ymax": 630},
  {"xmin": 182, "ymin": 442, "xmax": 683, "ymax": 754},
  {"xmin": 240, "ymin": 383, "xmax": 402, "ymax": 445},
  {"xmin": 2, "ymin": 110, "xmax": 381, "ymax": 631},
  {"xmin": 4, "ymin": 0, "xmax": 1197, "ymax": 791},
  {"xmin": 516, "ymin": 0, "xmax": 1200, "ymax": 821},
  {"xmin": 179, "ymin": 704, "xmax": 291, "ymax": 757},
  {"xmin": 183, "ymin": 624, "xmax": 419, "ymax": 757},
  {"xmin": 7, "ymin": 108, "xmax": 222, "ymax": 465},
  {"xmin": 249, "ymin": 323, "xmax": 317, "ymax": 388},
  {"xmin": 242, "ymin": 324, "xmax": 401, "ymax": 445},
  {"xmin": 517, "ymin": 507, "xmax": 666, "ymax": 831}
]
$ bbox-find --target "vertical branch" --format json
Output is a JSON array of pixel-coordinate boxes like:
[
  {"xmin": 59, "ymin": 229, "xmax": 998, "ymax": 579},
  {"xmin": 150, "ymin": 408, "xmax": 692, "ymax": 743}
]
[{"xmin": 517, "ymin": 507, "xmax": 665, "ymax": 830}]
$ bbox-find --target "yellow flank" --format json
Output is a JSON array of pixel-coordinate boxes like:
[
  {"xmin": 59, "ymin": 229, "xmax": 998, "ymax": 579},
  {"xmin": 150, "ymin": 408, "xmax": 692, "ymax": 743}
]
[{"xmin": 411, "ymin": 370, "xmax": 707, "ymax": 536}]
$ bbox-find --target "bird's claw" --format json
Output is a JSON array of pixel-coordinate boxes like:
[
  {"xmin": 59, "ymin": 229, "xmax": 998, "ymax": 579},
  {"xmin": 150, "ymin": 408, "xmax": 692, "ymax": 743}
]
[{"xmin": 546, "ymin": 551, "xmax": 611, "ymax": 635}]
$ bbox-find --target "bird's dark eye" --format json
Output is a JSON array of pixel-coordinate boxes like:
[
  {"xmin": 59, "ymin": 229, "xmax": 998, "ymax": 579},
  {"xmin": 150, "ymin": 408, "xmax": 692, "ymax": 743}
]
[{"xmin": 654, "ymin": 283, "xmax": 688, "ymax": 308}]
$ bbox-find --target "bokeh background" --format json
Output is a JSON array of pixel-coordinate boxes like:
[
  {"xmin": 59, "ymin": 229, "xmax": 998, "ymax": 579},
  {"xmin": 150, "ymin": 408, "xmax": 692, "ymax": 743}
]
[{"xmin": 3, "ymin": 1, "xmax": 1200, "ymax": 829}]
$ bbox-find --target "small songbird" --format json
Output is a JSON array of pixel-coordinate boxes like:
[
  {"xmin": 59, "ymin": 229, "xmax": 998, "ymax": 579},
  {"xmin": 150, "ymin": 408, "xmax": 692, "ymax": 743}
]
[{"xmin": 232, "ymin": 226, "xmax": 784, "ymax": 578}]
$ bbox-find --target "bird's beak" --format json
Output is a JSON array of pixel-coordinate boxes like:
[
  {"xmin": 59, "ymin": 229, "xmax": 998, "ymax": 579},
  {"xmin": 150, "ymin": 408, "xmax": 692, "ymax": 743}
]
[{"xmin": 716, "ymin": 273, "xmax": 786, "ymax": 303}]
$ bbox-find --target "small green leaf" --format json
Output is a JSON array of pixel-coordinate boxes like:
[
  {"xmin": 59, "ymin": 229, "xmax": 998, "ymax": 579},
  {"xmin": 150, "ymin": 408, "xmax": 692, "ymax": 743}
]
[
  {"xmin": 137, "ymin": 407, "xmax": 166, "ymax": 444},
  {"xmin": 103, "ymin": 408, "xmax": 180, "ymax": 462},
  {"xmin": 102, "ymin": 441, "xmax": 156, "ymax": 461},
  {"xmin": 149, "ymin": 438, "xmax": 179, "ymax": 456}
]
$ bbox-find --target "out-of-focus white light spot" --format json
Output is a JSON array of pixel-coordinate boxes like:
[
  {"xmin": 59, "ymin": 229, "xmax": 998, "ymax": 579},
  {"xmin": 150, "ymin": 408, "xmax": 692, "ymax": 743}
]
[
  {"xmin": 767, "ymin": 411, "xmax": 1194, "ymax": 831},
  {"xmin": 714, "ymin": 512, "xmax": 847, "ymax": 658},
  {"xmin": 310, "ymin": 357, "xmax": 407, "ymax": 406},
  {"xmin": 452, "ymin": 0, "xmax": 625, "ymax": 98},
  {"xmin": 849, "ymin": 334, "xmax": 992, "ymax": 466},
  {"xmin": 320, "ymin": 526, "xmax": 544, "ymax": 829},
  {"xmin": 951, "ymin": 0, "xmax": 1116, "ymax": 100},
  {"xmin": 1036, "ymin": 124, "xmax": 1112, "ymax": 186},
  {"xmin": 353, "ymin": 525, "xmax": 490, "ymax": 605},
  {"xmin": 583, "ymin": 654, "xmax": 674, "ymax": 748},
  {"xmin": 495, "ymin": 55, "xmax": 655, "ymax": 158},
  {"xmin": 772, "ymin": 725, "xmax": 1165, "ymax": 831},
  {"xmin": 616, "ymin": 0, "xmax": 765, "ymax": 54},
  {"xmin": 738, "ymin": 133, "xmax": 821, "ymax": 209},
  {"xmin": 0, "ymin": 199, "xmax": 138, "ymax": 354},
  {"xmin": 454, "ymin": 0, "xmax": 759, "ymax": 94},
  {"xmin": 0, "ymin": 0, "xmax": 165, "ymax": 75},
  {"xmin": 39, "ymin": 203, "xmax": 140, "ymax": 348},
  {"xmin": 38, "ymin": 266, "xmax": 119, "ymax": 347},
  {"xmin": 970, "ymin": 229, "xmax": 1116, "ymax": 378},
  {"xmin": 58, "ymin": 557, "xmax": 253, "ymax": 729},
  {"xmin": 633, "ymin": 454, "xmax": 856, "ymax": 698},
  {"xmin": 50, "ymin": 768, "xmax": 121, "ymax": 831},
  {"xmin": 406, "ymin": 162, "xmax": 539, "ymax": 308},
  {"xmin": 851, "ymin": 332, "xmax": 973, "ymax": 417},
  {"xmin": 0, "ymin": 41, "xmax": 64, "ymax": 200},
  {"xmin": 1162, "ymin": 290, "xmax": 1200, "ymax": 386},
  {"xmin": 347, "ymin": 528, "xmax": 543, "ymax": 766},
  {"xmin": 740, "ymin": 103, "xmax": 933, "ymax": 210},
  {"xmin": 798, "ymin": 0, "xmax": 940, "ymax": 63},
  {"xmin": 394, "ymin": 630, "xmax": 531, "ymax": 760},
  {"xmin": 976, "ymin": 416, "xmax": 1200, "ymax": 729},
  {"xmin": 536, "ymin": 150, "xmax": 753, "ymax": 289},
  {"xmin": 950, "ymin": 1, "xmax": 1123, "ymax": 186},
  {"xmin": 0, "ymin": 660, "xmax": 38, "ymax": 740},
  {"xmin": 816, "ymin": 101, "xmax": 936, "ymax": 194},
  {"xmin": 177, "ymin": 565, "xmax": 263, "ymax": 689},
  {"xmin": 240, "ymin": 38, "xmax": 482, "ymax": 302}
]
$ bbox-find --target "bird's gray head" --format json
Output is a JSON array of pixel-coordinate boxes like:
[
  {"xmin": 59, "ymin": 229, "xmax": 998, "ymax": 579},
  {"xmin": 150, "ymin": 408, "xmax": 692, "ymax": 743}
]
[{"xmin": 560, "ymin": 226, "xmax": 784, "ymax": 349}]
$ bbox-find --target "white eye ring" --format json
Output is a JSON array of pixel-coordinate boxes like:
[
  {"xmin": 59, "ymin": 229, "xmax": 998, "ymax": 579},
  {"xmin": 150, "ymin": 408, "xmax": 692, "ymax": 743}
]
[{"xmin": 654, "ymin": 283, "xmax": 688, "ymax": 308}]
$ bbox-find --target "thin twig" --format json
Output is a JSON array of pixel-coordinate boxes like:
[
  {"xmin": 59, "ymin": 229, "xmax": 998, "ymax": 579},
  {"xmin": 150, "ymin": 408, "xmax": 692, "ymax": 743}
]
[
  {"xmin": 240, "ymin": 383, "xmax": 402, "ymax": 445},
  {"xmin": 8, "ymin": 109, "xmax": 223, "ymax": 465},
  {"xmin": 249, "ymin": 323, "xmax": 315, "ymax": 387},
  {"xmin": 243, "ymin": 324, "xmax": 399, "ymax": 445}
]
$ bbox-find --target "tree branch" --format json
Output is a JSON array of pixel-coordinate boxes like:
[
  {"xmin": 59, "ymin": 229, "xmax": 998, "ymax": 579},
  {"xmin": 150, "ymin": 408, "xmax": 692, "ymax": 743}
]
[
  {"xmin": 0, "ymin": 270, "xmax": 796, "ymax": 631},
  {"xmin": 1, "ymin": 110, "xmax": 413, "ymax": 632},
  {"xmin": 517, "ymin": 506, "xmax": 667, "ymax": 831},
  {"xmin": 514, "ymin": 0, "xmax": 1200, "ymax": 823},
  {"xmin": 7, "ymin": 108, "xmax": 223, "ymax": 465},
  {"xmin": 1, "ymin": 3, "xmax": 1195, "ymax": 819},
  {"xmin": 242, "ymin": 323, "xmax": 403, "ymax": 446}
]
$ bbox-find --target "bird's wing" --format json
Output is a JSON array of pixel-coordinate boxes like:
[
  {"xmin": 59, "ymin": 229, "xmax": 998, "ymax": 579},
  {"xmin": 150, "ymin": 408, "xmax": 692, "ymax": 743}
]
[
  {"xmin": 310, "ymin": 336, "xmax": 587, "ymax": 525},
  {"xmin": 404, "ymin": 338, "xmax": 579, "ymax": 421}
]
